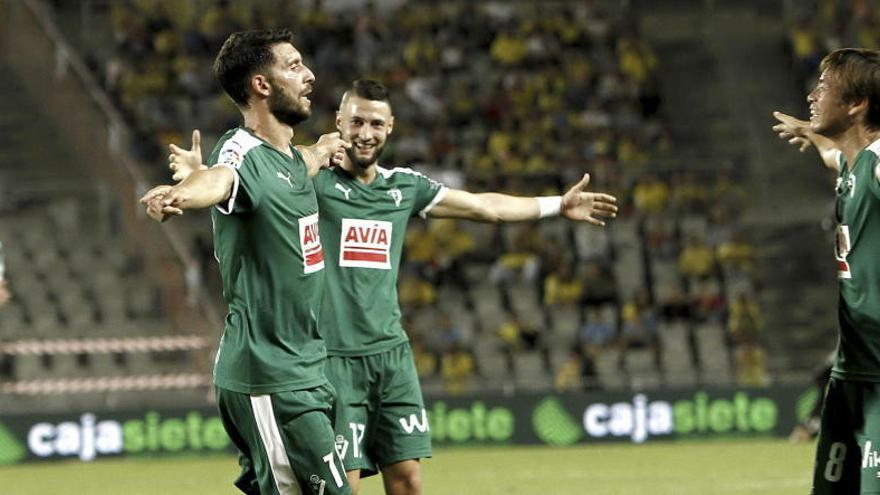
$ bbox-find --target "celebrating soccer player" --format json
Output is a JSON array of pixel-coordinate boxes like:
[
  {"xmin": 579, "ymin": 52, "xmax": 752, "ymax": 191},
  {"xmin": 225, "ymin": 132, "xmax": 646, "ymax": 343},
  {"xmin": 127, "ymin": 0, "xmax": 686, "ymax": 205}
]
[
  {"xmin": 167, "ymin": 79, "xmax": 617, "ymax": 495},
  {"xmin": 773, "ymin": 48, "xmax": 880, "ymax": 494},
  {"xmin": 141, "ymin": 29, "xmax": 350, "ymax": 495}
]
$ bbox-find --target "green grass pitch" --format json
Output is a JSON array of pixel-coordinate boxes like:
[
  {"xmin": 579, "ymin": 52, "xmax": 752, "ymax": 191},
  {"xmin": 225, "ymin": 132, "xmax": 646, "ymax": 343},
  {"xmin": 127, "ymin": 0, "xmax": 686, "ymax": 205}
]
[{"xmin": 1, "ymin": 439, "xmax": 814, "ymax": 494}]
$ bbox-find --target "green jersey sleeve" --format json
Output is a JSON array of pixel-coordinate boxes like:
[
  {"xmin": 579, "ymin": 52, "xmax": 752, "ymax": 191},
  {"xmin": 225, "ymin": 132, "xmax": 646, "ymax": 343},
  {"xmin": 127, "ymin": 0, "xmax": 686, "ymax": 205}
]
[
  {"xmin": 399, "ymin": 167, "xmax": 447, "ymax": 218},
  {"xmin": 209, "ymin": 130, "xmax": 266, "ymax": 214}
]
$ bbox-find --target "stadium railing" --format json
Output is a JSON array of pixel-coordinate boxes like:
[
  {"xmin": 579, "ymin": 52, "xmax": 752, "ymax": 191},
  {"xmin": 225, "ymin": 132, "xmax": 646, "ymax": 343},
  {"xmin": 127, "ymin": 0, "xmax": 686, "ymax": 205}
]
[{"xmin": 0, "ymin": 0, "xmax": 221, "ymax": 397}]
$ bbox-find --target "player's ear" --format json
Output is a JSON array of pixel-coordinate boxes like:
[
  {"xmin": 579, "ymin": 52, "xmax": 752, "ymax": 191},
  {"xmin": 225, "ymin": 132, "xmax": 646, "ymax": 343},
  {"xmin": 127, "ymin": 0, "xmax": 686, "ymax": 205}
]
[
  {"xmin": 335, "ymin": 112, "xmax": 343, "ymax": 133},
  {"xmin": 251, "ymin": 74, "xmax": 271, "ymax": 99},
  {"xmin": 849, "ymin": 98, "xmax": 869, "ymax": 119},
  {"xmin": 387, "ymin": 115, "xmax": 394, "ymax": 136}
]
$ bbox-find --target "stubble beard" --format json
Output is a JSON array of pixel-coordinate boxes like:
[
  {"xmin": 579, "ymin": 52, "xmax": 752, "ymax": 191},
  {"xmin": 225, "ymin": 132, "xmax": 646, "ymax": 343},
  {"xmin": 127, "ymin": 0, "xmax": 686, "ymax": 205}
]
[{"xmin": 268, "ymin": 81, "xmax": 310, "ymax": 127}]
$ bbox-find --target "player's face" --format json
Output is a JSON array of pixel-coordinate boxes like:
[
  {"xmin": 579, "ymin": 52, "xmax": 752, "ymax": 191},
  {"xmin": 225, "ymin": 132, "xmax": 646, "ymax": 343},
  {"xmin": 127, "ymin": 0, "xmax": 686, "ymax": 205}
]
[
  {"xmin": 336, "ymin": 95, "xmax": 394, "ymax": 169},
  {"xmin": 266, "ymin": 43, "xmax": 315, "ymax": 127},
  {"xmin": 808, "ymin": 69, "xmax": 851, "ymax": 137}
]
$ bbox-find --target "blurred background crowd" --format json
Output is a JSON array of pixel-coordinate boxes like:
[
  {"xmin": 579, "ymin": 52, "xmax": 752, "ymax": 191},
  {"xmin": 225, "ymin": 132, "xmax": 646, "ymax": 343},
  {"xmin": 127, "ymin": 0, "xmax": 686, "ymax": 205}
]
[{"xmin": 0, "ymin": 0, "xmax": 853, "ymax": 410}]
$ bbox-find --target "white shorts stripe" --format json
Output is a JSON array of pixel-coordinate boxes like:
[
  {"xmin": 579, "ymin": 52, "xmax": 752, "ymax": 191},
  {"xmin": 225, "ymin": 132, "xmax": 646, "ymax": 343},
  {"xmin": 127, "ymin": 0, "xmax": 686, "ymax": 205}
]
[{"xmin": 250, "ymin": 395, "xmax": 302, "ymax": 495}]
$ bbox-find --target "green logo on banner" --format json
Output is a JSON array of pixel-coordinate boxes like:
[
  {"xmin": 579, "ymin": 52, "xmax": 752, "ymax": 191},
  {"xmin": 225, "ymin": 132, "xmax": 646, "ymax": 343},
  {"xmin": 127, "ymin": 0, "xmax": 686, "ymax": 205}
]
[
  {"xmin": 0, "ymin": 421, "xmax": 26, "ymax": 465},
  {"xmin": 532, "ymin": 397, "xmax": 582, "ymax": 446},
  {"xmin": 796, "ymin": 388, "xmax": 819, "ymax": 424}
]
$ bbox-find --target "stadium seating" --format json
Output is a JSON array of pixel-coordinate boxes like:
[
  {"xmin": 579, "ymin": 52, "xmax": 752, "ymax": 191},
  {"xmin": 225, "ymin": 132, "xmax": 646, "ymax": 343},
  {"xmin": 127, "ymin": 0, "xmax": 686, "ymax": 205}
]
[{"xmin": 0, "ymin": 0, "xmax": 777, "ymax": 399}]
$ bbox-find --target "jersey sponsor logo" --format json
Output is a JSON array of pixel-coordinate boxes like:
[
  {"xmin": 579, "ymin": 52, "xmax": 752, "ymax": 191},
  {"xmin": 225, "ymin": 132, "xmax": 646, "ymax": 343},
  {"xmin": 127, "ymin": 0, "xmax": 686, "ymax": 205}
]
[
  {"xmin": 864, "ymin": 440, "xmax": 880, "ymax": 469},
  {"xmin": 339, "ymin": 218, "xmax": 392, "ymax": 269},
  {"xmin": 276, "ymin": 171, "xmax": 293, "ymax": 188},
  {"xmin": 334, "ymin": 183, "xmax": 352, "ymax": 200},
  {"xmin": 398, "ymin": 408, "xmax": 429, "ymax": 434},
  {"xmin": 836, "ymin": 224, "xmax": 852, "ymax": 279},
  {"xmin": 388, "ymin": 188, "xmax": 403, "ymax": 207},
  {"xmin": 299, "ymin": 213, "xmax": 325, "ymax": 274}
]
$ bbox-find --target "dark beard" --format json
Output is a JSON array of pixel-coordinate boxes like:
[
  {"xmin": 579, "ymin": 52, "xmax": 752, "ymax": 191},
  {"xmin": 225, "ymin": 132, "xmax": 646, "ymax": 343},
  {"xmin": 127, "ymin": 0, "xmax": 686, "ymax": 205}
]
[
  {"xmin": 345, "ymin": 143, "xmax": 385, "ymax": 169},
  {"xmin": 267, "ymin": 81, "xmax": 310, "ymax": 127}
]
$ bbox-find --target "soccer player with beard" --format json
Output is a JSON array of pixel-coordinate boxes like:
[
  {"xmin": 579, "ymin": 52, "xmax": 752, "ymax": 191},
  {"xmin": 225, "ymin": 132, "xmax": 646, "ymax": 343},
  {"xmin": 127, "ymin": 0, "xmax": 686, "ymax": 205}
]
[
  {"xmin": 315, "ymin": 80, "xmax": 616, "ymax": 495},
  {"xmin": 772, "ymin": 48, "xmax": 880, "ymax": 494},
  {"xmin": 166, "ymin": 79, "xmax": 617, "ymax": 495},
  {"xmin": 141, "ymin": 29, "xmax": 349, "ymax": 495}
]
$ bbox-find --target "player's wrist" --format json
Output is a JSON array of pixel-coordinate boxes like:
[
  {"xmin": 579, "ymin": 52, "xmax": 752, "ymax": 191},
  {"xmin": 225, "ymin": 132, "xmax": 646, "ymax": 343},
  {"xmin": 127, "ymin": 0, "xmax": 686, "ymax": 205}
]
[{"xmin": 536, "ymin": 196, "xmax": 562, "ymax": 218}]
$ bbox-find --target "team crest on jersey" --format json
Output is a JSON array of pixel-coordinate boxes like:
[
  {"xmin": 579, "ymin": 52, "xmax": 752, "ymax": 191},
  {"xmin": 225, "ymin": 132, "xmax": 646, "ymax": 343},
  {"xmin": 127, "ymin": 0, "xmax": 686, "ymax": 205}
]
[
  {"xmin": 334, "ymin": 434, "xmax": 349, "ymax": 459},
  {"xmin": 299, "ymin": 213, "xmax": 325, "ymax": 274},
  {"xmin": 388, "ymin": 188, "xmax": 403, "ymax": 207},
  {"xmin": 836, "ymin": 224, "xmax": 852, "ymax": 279},
  {"xmin": 339, "ymin": 218, "xmax": 392, "ymax": 269},
  {"xmin": 836, "ymin": 174, "xmax": 856, "ymax": 198}
]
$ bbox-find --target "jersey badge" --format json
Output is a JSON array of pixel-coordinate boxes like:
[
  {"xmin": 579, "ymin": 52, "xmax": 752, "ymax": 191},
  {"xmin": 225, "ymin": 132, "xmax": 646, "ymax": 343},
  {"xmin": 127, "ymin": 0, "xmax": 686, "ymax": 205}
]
[
  {"xmin": 339, "ymin": 218, "xmax": 392, "ymax": 269},
  {"xmin": 835, "ymin": 174, "xmax": 856, "ymax": 198},
  {"xmin": 388, "ymin": 188, "xmax": 402, "ymax": 207}
]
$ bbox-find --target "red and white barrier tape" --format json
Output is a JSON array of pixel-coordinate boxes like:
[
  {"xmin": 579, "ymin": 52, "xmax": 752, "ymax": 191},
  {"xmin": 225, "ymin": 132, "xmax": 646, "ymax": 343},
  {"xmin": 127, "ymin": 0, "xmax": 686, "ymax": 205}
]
[
  {"xmin": 1, "ymin": 373, "xmax": 211, "ymax": 394},
  {"xmin": 0, "ymin": 336, "xmax": 208, "ymax": 355}
]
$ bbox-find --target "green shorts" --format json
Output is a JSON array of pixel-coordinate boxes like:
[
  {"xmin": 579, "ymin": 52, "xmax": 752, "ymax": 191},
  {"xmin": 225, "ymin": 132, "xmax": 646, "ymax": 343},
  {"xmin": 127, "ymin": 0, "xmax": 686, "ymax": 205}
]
[
  {"xmin": 813, "ymin": 378, "xmax": 880, "ymax": 494},
  {"xmin": 325, "ymin": 343, "xmax": 432, "ymax": 476},
  {"xmin": 215, "ymin": 384, "xmax": 350, "ymax": 495}
]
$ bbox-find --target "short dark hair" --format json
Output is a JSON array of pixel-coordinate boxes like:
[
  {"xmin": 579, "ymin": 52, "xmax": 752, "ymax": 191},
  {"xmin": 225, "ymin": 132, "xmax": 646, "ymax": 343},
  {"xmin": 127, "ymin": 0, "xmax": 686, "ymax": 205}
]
[
  {"xmin": 821, "ymin": 48, "xmax": 880, "ymax": 130},
  {"xmin": 213, "ymin": 29, "xmax": 297, "ymax": 107},
  {"xmin": 346, "ymin": 79, "xmax": 391, "ymax": 104}
]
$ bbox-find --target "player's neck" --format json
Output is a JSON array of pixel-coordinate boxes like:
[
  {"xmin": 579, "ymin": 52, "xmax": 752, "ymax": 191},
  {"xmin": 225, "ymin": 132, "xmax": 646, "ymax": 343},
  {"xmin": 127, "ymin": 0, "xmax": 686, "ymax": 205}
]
[
  {"xmin": 835, "ymin": 125, "xmax": 880, "ymax": 166},
  {"xmin": 242, "ymin": 109, "xmax": 294, "ymax": 157},
  {"xmin": 341, "ymin": 156, "xmax": 378, "ymax": 185}
]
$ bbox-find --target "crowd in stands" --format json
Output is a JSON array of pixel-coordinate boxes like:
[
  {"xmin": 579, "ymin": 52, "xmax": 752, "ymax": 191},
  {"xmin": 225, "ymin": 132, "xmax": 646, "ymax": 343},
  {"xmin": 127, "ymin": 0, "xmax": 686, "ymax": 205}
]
[
  {"xmin": 52, "ymin": 0, "xmax": 769, "ymax": 395},
  {"xmin": 785, "ymin": 0, "xmax": 880, "ymax": 93}
]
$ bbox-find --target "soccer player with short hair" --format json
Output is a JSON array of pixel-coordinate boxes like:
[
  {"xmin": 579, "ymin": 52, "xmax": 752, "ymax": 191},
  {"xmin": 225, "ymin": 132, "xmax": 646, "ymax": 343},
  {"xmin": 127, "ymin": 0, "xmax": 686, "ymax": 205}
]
[
  {"xmin": 168, "ymin": 79, "xmax": 616, "ymax": 495},
  {"xmin": 772, "ymin": 48, "xmax": 880, "ymax": 494},
  {"xmin": 313, "ymin": 80, "xmax": 616, "ymax": 495},
  {"xmin": 141, "ymin": 29, "xmax": 349, "ymax": 495}
]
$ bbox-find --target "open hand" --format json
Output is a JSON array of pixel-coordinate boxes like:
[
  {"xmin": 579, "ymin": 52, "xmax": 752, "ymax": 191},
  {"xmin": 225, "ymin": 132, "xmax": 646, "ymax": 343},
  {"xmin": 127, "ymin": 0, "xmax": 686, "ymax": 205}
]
[
  {"xmin": 772, "ymin": 111, "xmax": 812, "ymax": 152},
  {"xmin": 169, "ymin": 129, "xmax": 206, "ymax": 181},
  {"xmin": 561, "ymin": 173, "xmax": 618, "ymax": 226}
]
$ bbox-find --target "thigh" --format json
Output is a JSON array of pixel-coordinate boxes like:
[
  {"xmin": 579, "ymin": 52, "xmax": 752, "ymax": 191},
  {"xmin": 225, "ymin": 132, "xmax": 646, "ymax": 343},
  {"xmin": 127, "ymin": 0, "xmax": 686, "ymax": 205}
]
[
  {"xmin": 215, "ymin": 388, "xmax": 261, "ymax": 495},
  {"xmin": 325, "ymin": 355, "xmax": 377, "ymax": 474},
  {"xmin": 369, "ymin": 345, "xmax": 433, "ymax": 468},
  {"xmin": 217, "ymin": 385, "xmax": 350, "ymax": 495},
  {"xmin": 812, "ymin": 379, "xmax": 861, "ymax": 495}
]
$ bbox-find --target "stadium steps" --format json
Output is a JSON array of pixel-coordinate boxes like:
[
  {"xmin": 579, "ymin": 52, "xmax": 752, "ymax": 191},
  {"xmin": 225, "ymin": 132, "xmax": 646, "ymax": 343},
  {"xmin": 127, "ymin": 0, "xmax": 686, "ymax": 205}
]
[{"xmin": 752, "ymin": 222, "xmax": 837, "ymax": 373}]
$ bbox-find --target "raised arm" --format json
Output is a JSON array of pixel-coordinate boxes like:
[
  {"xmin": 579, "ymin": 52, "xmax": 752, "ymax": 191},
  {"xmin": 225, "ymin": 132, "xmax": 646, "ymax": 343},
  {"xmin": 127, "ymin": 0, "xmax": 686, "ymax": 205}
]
[
  {"xmin": 170, "ymin": 129, "xmax": 349, "ymax": 180},
  {"xmin": 428, "ymin": 173, "xmax": 618, "ymax": 225},
  {"xmin": 139, "ymin": 166, "xmax": 235, "ymax": 222},
  {"xmin": 772, "ymin": 111, "xmax": 840, "ymax": 171}
]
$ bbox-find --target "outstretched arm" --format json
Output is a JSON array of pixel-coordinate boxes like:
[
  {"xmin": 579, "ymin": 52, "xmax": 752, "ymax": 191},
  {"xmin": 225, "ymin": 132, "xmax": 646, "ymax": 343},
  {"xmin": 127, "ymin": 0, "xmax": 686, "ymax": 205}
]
[
  {"xmin": 169, "ymin": 129, "xmax": 349, "ymax": 180},
  {"xmin": 139, "ymin": 166, "xmax": 235, "ymax": 222},
  {"xmin": 428, "ymin": 173, "xmax": 618, "ymax": 225},
  {"xmin": 772, "ymin": 111, "xmax": 840, "ymax": 171}
]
